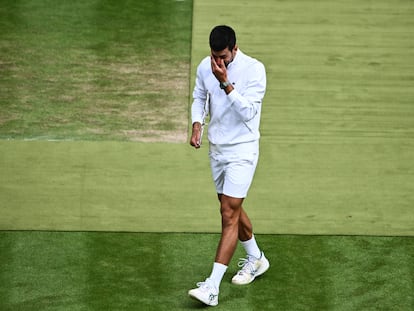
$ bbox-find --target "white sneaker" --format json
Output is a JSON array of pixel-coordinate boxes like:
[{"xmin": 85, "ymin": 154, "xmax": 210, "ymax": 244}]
[
  {"xmin": 231, "ymin": 252, "xmax": 270, "ymax": 285},
  {"xmin": 188, "ymin": 278, "xmax": 219, "ymax": 306}
]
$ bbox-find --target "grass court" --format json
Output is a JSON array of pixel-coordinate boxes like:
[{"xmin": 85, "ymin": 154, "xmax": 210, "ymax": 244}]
[{"xmin": 1, "ymin": 0, "xmax": 414, "ymax": 310}]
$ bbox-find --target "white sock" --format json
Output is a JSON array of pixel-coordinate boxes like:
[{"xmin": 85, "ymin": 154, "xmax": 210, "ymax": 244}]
[
  {"xmin": 209, "ymin": 262, "xmax": 228, "ymax": 289},
  {"xmin": 240, "ymin": 234, "xmax": 261, "ymax": 259}
]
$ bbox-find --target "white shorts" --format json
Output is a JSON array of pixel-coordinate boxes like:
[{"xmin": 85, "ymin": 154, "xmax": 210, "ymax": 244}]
[{"xmin": 209, "ymin": 141, "xmax": 259, "ymax": 198}]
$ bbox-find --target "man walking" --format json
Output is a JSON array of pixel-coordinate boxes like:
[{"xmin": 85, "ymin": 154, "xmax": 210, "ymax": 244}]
[{"xmin": 189, "ymin": 25, "xmax": 269, "ymax": 306}]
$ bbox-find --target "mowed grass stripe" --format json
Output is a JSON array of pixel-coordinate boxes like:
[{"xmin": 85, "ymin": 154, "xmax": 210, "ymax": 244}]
[
  {"xmin": 0, "ymin": 0, "xmax": 192, "ymax": 142},
  {"xmin": 1, "ymin": 138, "xmax": 413, "ymax": 235},
  {"xmin": 191, "ymin": 0, "xmax": 414, "ymax": 235},
  {"xmin": 0, "ymin": 140, "xmax": 219, "ymax": 232},
  {"xmin": 0, "ymin": 231, "xmax": 413, "ymax": 310}
]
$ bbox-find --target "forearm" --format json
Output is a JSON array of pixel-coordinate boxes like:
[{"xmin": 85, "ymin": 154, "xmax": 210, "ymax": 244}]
[{"xmin": 191, "ymin": 98, "xmax": 206, "ymax": 125}]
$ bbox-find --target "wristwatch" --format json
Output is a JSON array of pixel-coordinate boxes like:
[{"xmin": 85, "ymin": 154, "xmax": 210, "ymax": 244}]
[{"xmin": 219, "ymin": 81, "xmax": 231, "ymax": 89}]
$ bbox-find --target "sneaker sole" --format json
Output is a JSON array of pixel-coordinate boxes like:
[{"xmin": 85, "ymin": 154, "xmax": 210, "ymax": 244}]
[{"xmin": 188, "ymin": 291, "xmax": 218, "ymax": 307}]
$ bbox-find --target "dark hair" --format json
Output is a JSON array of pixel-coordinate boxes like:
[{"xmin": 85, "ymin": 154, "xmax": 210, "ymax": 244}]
[{"xmin": 209, "ymin": 25, "xmax": 236, "ymax": 51}]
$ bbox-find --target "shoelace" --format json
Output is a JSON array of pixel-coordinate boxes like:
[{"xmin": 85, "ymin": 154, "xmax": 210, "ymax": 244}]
[
  {"xmin": 237, "ymin": 257, "xmax": 256, "ymax": 275},
  {"xmin": 196, "ymin": 280, "xmax": 214, "ymax": 290}
]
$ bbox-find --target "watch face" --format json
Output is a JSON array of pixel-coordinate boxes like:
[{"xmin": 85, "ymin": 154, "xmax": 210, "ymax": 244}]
[{"xmin": 220, "ymin": 82, "xmax": 229, "ymax": 89}]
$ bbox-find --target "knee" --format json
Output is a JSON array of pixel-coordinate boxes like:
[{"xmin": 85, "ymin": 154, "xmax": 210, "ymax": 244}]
[
  {"xmin": 220, "ymin": 201, "xmax": 241, "ymax": 227},
  {"xmin": 220, "ymin": 204, "xmax": 234, "ymax": 219}
]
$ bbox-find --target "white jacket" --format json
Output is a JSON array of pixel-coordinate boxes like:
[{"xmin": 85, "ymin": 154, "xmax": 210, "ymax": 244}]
[{"xmin": 191, "ymin": 50, "xmax": 266, "ymax": 145}]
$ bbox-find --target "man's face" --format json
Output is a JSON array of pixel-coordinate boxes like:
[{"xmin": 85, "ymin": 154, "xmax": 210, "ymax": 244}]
[{"xmin": 211, "ymin": 46, "xmax": 237, "ymax": 68}]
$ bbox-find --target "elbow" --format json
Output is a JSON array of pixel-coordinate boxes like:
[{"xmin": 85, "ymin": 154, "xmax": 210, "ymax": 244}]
[
  {"xmin": 241, "ymin": 101, "xmax": 261, "ymax": 122},
  {"xmin": 243, "ymin": 109, "xmax": 258, "ymax": 123}
]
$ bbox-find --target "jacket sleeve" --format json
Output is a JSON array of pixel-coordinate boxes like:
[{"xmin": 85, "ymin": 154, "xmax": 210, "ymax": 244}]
[
  {"xmin": 191, "ymin": 65, "xmax": 208, "ymax": 125},
  {"xmin": 227, "ymin": 62, "xmax": 266, "ymax": 122}
]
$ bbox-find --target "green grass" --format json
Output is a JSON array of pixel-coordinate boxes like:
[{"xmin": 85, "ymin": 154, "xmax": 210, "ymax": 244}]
[
  {"xmin": 192, "ymin": 0, "xmax": 414, "ymax": 144},
  {"xmin": 0, "ymin": 140, "xmax": 219, "ymax": 233},
  {"xmin": 1, "ymin": 0, "xmax": 414, "ymax": 310},
  {"xmin": 1, "ymin": 0, "xmax": 413, "ymax": 236},
  {"xmin": 0, "ymin": 0, "xmax": 193, "ymax": 142},
  {"xmin": 190, "ymin": 0, "xmax": 414, "ymax": 235},
  {"xmin": 1, "ymin": 139, "xmax": 413, "ymax": 236},
  {"xmin": 1, "ymin": 0, "xmax": 414, "ymax": 235},
  {"xmin": 0, "ymin": 231, "xmax": 413, "ymax": 311}
]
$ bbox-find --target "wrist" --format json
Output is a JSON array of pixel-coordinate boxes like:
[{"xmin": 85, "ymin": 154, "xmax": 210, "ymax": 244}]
[
  {"xmin": 220, "ymin": 81, "xmax": 233, "ymax": 94},
  {"xmin": 192, "ymin": 122, "xmax": 202, "ymax": 130},
  {"xmin": 219, "ymin": 81, "xmax": 231, "ymax": 89}
]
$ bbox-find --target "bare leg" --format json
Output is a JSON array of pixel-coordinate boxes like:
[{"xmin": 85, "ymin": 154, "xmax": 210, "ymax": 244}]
[
  {"xmin": 217, "ymin": 194, "xmax": 253, "ymax": 241},
  {"xmin": 238, "ymin": 207, "xmax": 253, "ymax": 242},
  {"xmin": 214, "ymin": 194, "xmax": 243, "ymax": 265}
]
